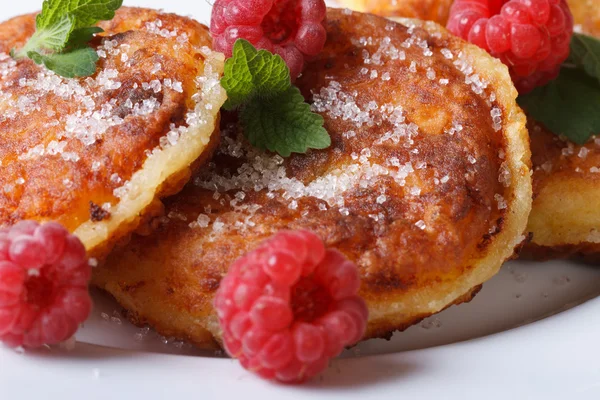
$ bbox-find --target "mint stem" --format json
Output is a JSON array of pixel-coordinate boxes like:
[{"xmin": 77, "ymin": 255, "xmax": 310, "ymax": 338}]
[{"xmin": 11, "ymin": 32, "xmax": 43, "ymax": 60}]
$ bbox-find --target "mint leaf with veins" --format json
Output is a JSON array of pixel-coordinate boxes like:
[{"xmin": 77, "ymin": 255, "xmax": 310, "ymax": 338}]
[
  {"xmin": 28, "ymin": 14, "xmax": 75, "ymax": 52},
  {"xmin": 37, "ymin": 0, "xmax": 122, "ymax": 30},
  {"xmin": 518, "ymin": 67, "xmax": 600, "ymax": 145},
  {"xmin": 240, "ymin": 86, "xmax": 331, "ymax": 157},
  {"xmin": 11, "ymin": 0, "xmax": 122, "ymax": 78},
  {"xmin": 221, "ymin": 39, "xmax": 291, "ymax": 110},
  {"xmin": 221, "ymin": 39, "xmax": 331, "ymax": 156}
]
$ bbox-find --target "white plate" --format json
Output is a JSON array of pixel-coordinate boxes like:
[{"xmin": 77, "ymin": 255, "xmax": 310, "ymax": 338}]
[{"xmin": 1, "ymin": 1, "xmax": 600, "ymax": 399}]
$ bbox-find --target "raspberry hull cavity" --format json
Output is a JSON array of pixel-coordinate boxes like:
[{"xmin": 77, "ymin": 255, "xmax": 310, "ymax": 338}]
[
  {"xmin": 214, "ymin": 230, "xmax": 368, "ymax": 383},
  {"xmin": 447, "ymin": 0, "xmax": 574, "ymax": 93},
  {"xmin": 211, "ymin": 0, "xmax": 327, "ymax": 78},
  {"xmin": 0, "ymin": 221, "xmax": 92, "ymax": 348}
]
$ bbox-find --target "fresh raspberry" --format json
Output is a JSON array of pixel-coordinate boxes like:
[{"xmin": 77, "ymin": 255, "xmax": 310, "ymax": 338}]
[
  {"xmin": 214, "ymin": 230, "xmax": 368, "ymax": 383},
  {"xmin": 210, "ymin": 0, "xmax": 328, "ymax": 79},
  {"xmin": 0, "ymin": 221, "xmax": 92, "ymax": 349},
  {"xmin": 447, "ymin": 0, "xmax": 574, "ymax": 93}
]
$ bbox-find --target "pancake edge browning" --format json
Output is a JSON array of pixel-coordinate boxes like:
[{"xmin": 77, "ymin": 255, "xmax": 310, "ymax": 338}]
[
  {"xmin": 362, "ymin": 18, "xmax": 531, "ymax": 339},
  {"xmin": 70, "ymin": 12, "xmax": 228, "ymax": 258},
  {"xmin": 524, "ymin": 132, "xmax": 600, "ymax": 261},
  {"xmin": 345, "ymin": 0, "xmax": 600, "ymax": 262},
  {"xmin": 94, "ymin": 12, "xmax": 532, "ymax": 349},
  {"xmin": 0, "ymin": 8, "xmax": 227, "ymax": 259},
  {"xmin": 521, "ymin": 0, "xmax": 600, "ymax": 261}
]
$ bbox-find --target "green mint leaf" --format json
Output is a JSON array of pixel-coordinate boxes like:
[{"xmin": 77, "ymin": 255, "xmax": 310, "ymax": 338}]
[
  {"xmin": 28, "ymin": 47, "xmax": 99, "ymax": 78},
  {"xmin": 12, "ymin": 14, "xmax": 74, "ymax": 58},
  {"xmin": 221, "ymin": 39, "xmax": 330, "ymax": 156},
  {"xmin": 33, "ymin": 14, "xmax": 75, "ymax": 51},
  {"xmin": 518, "ymin": 67, "xmax": 600, "ymax": 144},
  {"xmin": 568, "ymin": 33, "xmax": 600, "ymax": 85},
  {"xmin": 66, "ymin": 26, "xmax": 104, "ymax": 49},
  {"xmin": 37, "ymin": 0, "xmax": 123, "ymax": 30},
  {"xmin": 221, "ymin": 39, "xmax": 291, "ymax": 110},
  {"xmin": 240, "ymin": 86, "xmax": 331, "ymax": 157},
  {"xmin": 12, "ymin": 0, "xmax": 122, "ymax": 78}
]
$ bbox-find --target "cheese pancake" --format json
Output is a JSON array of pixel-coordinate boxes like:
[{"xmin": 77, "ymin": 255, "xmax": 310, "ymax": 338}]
[
  {"xmin": 93, "ymin": 9, "xmax": 532, "ymax": 348},
  {"xmin": 0, "ymin": 7, "xmax": 226, "ymax": 259},
  {"xmin": 337, "ymin": 0, "xmax": 600, "ymax": 260},
  {"xmin": 526, "ymin": 124, "xmax": 600, "ymax": 261},
  {"xmin": 523, "ymin": 0, "xmax": 600, "ymax": 260}
]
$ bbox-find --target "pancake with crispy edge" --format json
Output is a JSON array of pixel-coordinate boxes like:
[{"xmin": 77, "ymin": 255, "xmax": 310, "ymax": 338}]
[
  {"xmin": 0, "ymin": 7, "xmax": 226, "ymax": 259},
  {"xmin": 339, "ymin": 0, "xmax": 600, "ymax": 261},
  {"xmin": 93, "ymin": 9, "xmax": 532, "ymax": 348}
]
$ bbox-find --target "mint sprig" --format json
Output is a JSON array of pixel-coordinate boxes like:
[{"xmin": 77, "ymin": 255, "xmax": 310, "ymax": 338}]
[
  {"xmin": 222, "ymin": 39, "xmax": 291, "ymax": 109},
  {"xmin": 11, "ymin": 0, "xmax": 123, "ymax": 78},
  {"xmin": 221, "ymin": 39, "xmax": 331, "ymax": 157},
  {"xmin": 518, "ymin": 33, "xmax": 600, "ymax": 144}
]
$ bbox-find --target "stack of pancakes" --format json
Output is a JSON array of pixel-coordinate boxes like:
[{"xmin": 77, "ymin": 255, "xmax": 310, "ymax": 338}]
[{"xmin": 1, "ymin": 3, "xmax": 585, "ymax": 349}]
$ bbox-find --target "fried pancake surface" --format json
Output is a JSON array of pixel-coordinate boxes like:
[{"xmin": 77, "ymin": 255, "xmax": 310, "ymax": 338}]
[
  {"xmin": 338, "ymin": 0, "xmax": 600, "ymax": 260},
  {"xmin": 526, "ymin": 124, "xmax": 600, "ymax": 261},
  {"xmin": 93, "ymin": 9, "xmax": 532, "ymax": 348},
  {"xmin": 0, "ymin": 8, "xmax": 226, "ymax": 258}
]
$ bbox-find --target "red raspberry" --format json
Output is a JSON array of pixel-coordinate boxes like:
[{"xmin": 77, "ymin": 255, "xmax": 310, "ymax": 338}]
[
  {"xmin": 447, "ymin": 0, "xmax": 574, "ymax": 93},
  {"xmin": 210, "ymin": 0, "xmax": 328, "ymax": 79},
  {"xmin": 214, "ymin": 230, "xmax": 368, "ymax": 383},
  {"xmin": 0, "ymin": 221, "xmax": 92, "ymax": 349}
]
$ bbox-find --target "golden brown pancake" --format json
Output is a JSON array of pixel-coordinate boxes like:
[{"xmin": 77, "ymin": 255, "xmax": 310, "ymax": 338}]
[
  {"xmin": 0, "ymin": 7, "xmax": 226, "ymax": 258},
  {"xmin": 339, "ymin": 0, "xmax": 600, "ymax": 260},
  {"xmin": 526, "ymin": 125, "xmax": 600, "ymax": 261},
  {"xmin": 523, "ymin": 0, "xmax": 600, "ymax": 261},
  {"xmin": 93, "ymin": 9, "xmax": 532, "ymax": 348}
]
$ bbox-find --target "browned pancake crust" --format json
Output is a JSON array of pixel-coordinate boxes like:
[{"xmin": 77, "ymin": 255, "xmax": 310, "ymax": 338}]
[
  {"xmin": 93, "ymin": 9, "xmax": 531, "ymax": 348},
  {"xmin": 523, "ymin": 123, "xmax": 600, "ymax": 259},
  {"xmin": 338, "ymin": 0, "xmax": 600, "ymax": 260},
  {"xmin": 0, "ymin": 8, "xmax": 225, "ymax": 257}
]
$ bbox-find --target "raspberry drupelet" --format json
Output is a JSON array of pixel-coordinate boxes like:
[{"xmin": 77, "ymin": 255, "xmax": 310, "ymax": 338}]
[
  {"xmin": 0, "ymin": 221, "xmax": 92, "ymax": 348},
  {"xmin": 211, "ymin": 0, "xmax": 328, "ymax": 79},
  {"xmin": 447, "ymin": 0, "xmax": 574, "ymax": 93},
  {"xmin": 214, "ymin": 230, "xmax": 368, "ymax": 383}
]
